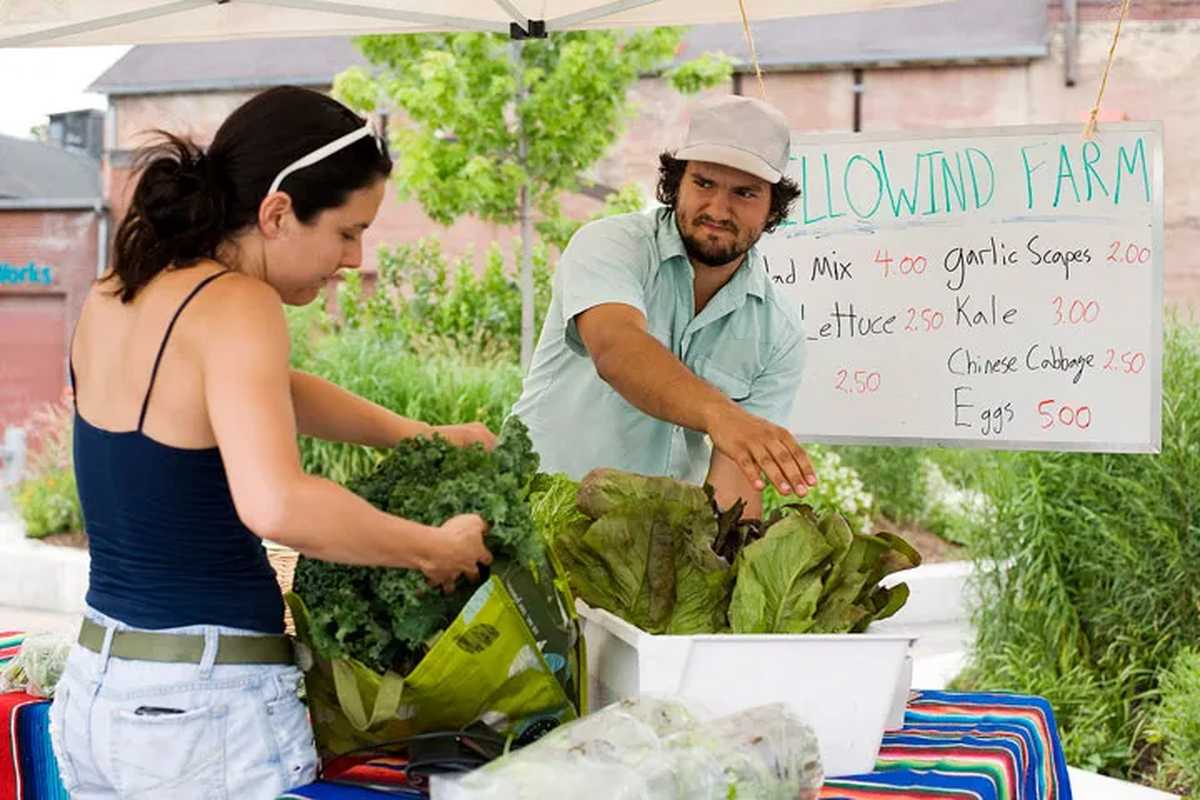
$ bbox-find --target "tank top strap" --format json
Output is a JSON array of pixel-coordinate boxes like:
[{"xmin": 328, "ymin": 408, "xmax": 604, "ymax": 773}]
[
  {"xmin": 68, "ymin": 313, "xmax": 81, "ymax": 407},
  {"xmin": 137, "ymin": 270, "xmax": 231, "ymax": 433},
  {"xmin": 68, "ymin": 348, "xmax": 77, "ymax": 404}
]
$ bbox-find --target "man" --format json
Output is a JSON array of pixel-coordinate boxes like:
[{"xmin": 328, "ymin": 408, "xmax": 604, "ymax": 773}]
[{"xmin": 513, "ymin": 94, "xmax": 815, "ymax": 517}]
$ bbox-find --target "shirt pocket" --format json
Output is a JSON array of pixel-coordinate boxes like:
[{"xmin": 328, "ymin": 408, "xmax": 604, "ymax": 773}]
[
  {"xmin": 693, "ymin": 356, "xmax": 753, "ymax": 403},
  {"xmin": 111, "ymin": 702, "xmax": 227, "ymax": 799}
]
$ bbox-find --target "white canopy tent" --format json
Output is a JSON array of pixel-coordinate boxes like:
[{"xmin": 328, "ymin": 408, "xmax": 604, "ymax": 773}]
[{"xmin": 0, "ymin": 0, "xmax": 950, "ymax": 47}]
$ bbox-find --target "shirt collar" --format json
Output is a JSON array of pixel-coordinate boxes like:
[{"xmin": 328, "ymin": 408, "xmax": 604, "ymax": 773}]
[{"xmin": 655, "ymin": 208, "xmax": 768, "ymax": 301}]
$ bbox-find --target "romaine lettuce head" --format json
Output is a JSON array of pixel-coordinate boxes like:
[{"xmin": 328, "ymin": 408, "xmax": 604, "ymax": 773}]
[
  {"xmin": 554, "ymin": 469, "xmax": 731, "ymax": 634},
  {"xmin": 729, "ymin": 510, "xmax": 834, "ymax": 634}
]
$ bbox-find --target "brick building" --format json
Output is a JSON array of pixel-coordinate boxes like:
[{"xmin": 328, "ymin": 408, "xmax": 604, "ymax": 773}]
[
  {"xmin": 0, "ymin": 134, "xmax": 104, "ymax": 430},
  {"xmin": 86, "ymin": 0, "xmax": 1200, "ymax": 305}
]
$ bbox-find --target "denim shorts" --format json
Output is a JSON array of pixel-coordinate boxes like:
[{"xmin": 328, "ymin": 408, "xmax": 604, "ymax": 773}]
[{"xmin": 48, "ymin": 607, "xmax": 318, "ymax": 799}]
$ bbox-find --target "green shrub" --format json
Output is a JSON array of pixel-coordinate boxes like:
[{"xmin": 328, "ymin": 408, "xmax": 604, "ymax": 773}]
[
  {"xmin": 11, "ymin": 394, "xmax": 83, "ymax": 539},
  {"xmin": 919, "ymin": 460, "xmax": 995, "ymax": 547},
  {"xmin": 832, "ymin": 445, "xmax": 928, "ymax": 524},
  {"xmin": 922, "ymin": 446, "xmax": 999, "ymax": 492},
  {"xmin": 286, "ymin": 236, "xmax": 545, "ymax": 483},
  {"xmin": 369, "ymin": 237, "xmax": 552, "ymax": 361},
  {"xmin": 819, "ymin": 445, "xmax": 994, "ymax": 547},
  {"xmin": 764, "ymin": 444, "xmax": 874, "ymax": 534},
  {"xmin": 960, "ymin": 320, "xmax": 1200, "ymax": 778},
  {"xmin": 1148, "ymin": 649, "xmax": 1200, "ymax": 795},
  {"xmin": 15, "ymin": 468, "xmax": 83, "ymax": 538}
]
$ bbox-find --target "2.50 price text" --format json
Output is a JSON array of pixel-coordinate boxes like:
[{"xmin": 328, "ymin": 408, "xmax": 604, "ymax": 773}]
[{"xmin": 834, "ymin": 369, "xmax": 882, "ymax": 395}]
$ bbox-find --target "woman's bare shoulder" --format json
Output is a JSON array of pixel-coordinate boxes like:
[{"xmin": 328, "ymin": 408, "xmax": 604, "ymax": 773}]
[
  {"xmin": 181, "ymin": 265, "xmax": 290, "ymax": 357},
  {"xmin": 191, "ymin": 267, "xmax": 284, "ymax": 321}
]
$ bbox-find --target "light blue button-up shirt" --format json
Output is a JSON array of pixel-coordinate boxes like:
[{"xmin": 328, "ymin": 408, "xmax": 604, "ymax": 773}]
[{"xmin": 513, "ymin": 208, "xmax": 806, "ymax": 484}]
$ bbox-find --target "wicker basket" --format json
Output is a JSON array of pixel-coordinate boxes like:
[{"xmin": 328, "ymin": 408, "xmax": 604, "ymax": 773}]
[{"xmin": 265, "ymin": 543, "xmax": 299, "ymax": 636}]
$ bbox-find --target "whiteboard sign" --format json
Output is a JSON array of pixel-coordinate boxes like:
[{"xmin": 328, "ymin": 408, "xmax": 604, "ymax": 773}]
[{"xmin": 758, "ymin": 123, "xmax": 1163, "ymax": 452}]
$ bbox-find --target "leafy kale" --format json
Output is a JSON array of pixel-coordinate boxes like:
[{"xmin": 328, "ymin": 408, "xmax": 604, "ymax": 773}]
[{"xmin": 293, "ymin": 417, "xmax": 544, "ymax": 673}]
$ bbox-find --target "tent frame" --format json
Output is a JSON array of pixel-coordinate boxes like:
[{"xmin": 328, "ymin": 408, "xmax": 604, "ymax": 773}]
[{"xmin": 0, "ymin": 0, "xmax": 690, "ymax": 46}]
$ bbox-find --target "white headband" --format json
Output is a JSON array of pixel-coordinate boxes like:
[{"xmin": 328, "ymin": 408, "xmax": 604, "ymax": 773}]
[{"xmin": 267, "ymin": 120, "xmax": 383, "ymax": 196}]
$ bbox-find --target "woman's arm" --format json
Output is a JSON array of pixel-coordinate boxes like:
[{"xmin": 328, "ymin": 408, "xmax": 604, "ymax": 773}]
[
  {"xmin": 195, "ymin": 278, "xmax": 489, "ymax": 582},
  {"xmin": 290, "ymin": 369, "xmax": 497, "ymax": 450},
  {"xmin": 290, "ymin": 369, "xmax": 431, "ymax": 447}
]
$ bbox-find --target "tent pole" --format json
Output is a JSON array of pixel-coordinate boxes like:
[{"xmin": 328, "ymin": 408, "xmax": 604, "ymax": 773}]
[{"xmin": 511, "ymin": 39, "xmax": 536, "ymax": 370}]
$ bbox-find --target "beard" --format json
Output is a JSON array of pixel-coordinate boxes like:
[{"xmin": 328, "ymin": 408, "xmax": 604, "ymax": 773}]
[{"xmin": 677, "ymin": 212, "xmax": 763, "ymax": 268}]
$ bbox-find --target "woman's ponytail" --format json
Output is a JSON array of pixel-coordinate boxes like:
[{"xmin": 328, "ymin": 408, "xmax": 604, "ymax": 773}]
[{"xmin": 108, "ymin": 133, "xmax": 229, "ymax": 302}]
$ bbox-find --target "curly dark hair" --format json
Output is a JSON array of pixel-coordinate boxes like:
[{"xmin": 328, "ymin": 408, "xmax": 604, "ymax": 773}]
[{"xmin": 655, "ymin": 152, "xmax": 800, "ymax": 234}]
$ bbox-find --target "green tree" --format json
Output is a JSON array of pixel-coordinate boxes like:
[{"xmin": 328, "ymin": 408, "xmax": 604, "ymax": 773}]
[{"xmin": 335, "ymin": 29, "xmax": 730, "ymax": 367}]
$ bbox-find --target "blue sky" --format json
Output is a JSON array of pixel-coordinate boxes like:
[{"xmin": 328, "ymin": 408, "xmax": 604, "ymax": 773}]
[{"xmin": 0, "ymin": 46, "xmax": 129, "ymax": 139}]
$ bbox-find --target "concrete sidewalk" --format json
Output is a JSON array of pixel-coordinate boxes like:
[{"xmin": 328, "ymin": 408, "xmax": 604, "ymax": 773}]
[
  {"xmin": 0, "ymin": 604, "xmax": 79, "ymax": 633},
  {"xmin": 0, "ymin": 501, "xmax": 88, "ymax": 615}
]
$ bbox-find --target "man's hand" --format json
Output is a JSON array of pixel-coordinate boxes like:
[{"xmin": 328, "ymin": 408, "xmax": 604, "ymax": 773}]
[
  {"xmin": 707, "ymin": 450, "xmax": 764, "ymax": 519},
  {"xmin": 705, "ymin": 403, "xmax": 817, "ymax": 496},
  {"xmin": 433, "ymin": 422, "xmax": 497, "ymax": 451}
]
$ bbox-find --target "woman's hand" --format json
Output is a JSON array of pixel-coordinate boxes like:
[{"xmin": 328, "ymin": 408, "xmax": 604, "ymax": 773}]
[
  {"xmin": 421, "ymin": 514, "xmax": 493, "ymax": 592},
  {"xmin": 433, "ymin": 422, "xmax": 497, "ymax": 451}
]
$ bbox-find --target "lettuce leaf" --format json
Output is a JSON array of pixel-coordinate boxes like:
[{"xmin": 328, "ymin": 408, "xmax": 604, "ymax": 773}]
[
  {"xmin": 538, "ymin": 469, "xmax": 919, "ymax": 637},
  {"xmin": 731, "ymin": 508, "xmax": 922, "ymax": 634},
  {"xmin": 729, "ymin": 511, "xmax": 834, "ymax": 634},
  {"xmin": 552, "ymin": 469, "xmax": 732, "ymax": 634},
  {"xmin": 529, "ymin": 472, "xmax": 587, "ymax": 545}
]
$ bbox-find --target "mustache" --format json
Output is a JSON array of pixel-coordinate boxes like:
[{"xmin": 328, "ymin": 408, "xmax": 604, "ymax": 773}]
[{"xmin": 693, "ymin": 215, "xmax": 737, "ymax": 234}]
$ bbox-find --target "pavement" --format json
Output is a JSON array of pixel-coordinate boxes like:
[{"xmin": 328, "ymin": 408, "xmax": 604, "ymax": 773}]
[
  {"xmin": 0, "ymin": 603, "xmax": 79, "ymax": 633},
  {"xmin": 0, "ymin": 491, "xmax": 89, "ymax": 615}
]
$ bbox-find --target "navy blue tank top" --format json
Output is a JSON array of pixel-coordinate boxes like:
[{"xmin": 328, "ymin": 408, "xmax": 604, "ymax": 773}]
[{"xmin": 72, "ymin": 271, "xmax": 284, "ymax": 633}]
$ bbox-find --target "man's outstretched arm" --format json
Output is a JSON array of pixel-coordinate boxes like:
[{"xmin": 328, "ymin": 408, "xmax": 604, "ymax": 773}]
[{"xmin": 576, "ymin": 302, "xmax": 815, "ymax": 497}]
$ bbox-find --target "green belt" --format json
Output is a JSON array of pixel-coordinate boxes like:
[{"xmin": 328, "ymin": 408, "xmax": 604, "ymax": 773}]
[{"xmin": 77, "ymin": 617, "xmax": 294, "ymax": 665}]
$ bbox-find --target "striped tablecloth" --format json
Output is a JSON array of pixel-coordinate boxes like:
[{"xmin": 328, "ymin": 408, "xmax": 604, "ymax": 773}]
[
  {"xmin": 0, "ymin": 633, "xmax": 23, "ymax": 668},
  {"xmin": 820, "ymin": 690, "xmax": 1073, "ymax": 800},
  {"xmin": 282, "ymin": 690, "xmax": 1074, "ymax": 800},
  {"xmin": 0, "ymin": 629, "xmax": 1075, "ymax": 800},
  {"xmin": 0, "ymin": 631, "xmax": 67, "ymax": 800}
]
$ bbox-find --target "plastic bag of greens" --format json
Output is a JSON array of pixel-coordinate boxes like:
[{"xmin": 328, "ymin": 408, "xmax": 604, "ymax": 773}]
[
  {"xmin": 666, "ymin": 704, "xmax": 824, "ymax": 799},
  {"xmin": 0, "ymin": 632, "xmax": 72, "ymax": 697},
  {"xmin": 430, "ymin": 697, "xmax": 823, "ymax": 800}
]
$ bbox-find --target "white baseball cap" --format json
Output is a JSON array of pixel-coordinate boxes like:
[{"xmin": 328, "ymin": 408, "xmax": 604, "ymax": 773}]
[{"xmin": 675, "ymin": 95, "xmax": 791, "ymax": 184}]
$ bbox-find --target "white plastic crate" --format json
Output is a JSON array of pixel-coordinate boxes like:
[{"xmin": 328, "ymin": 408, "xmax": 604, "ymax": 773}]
[{"xmin": 579, "ymin": 603, "xmax": 916, "ymax": 778}]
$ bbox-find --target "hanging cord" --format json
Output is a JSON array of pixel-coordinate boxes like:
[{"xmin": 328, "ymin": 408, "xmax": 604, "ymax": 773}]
[
  {"xmin": 1083, "ymin": 0, "xmax": 1134, "ymax": 139},
  {"xmin": 737, "ymin": 0, "xmax": 767, "ymax": 100}
]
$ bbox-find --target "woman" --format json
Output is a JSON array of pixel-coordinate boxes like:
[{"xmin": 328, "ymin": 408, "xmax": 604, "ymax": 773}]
[{"xmin": 49, "ymin": 86, "xmax": 494, "ymax": 799}]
